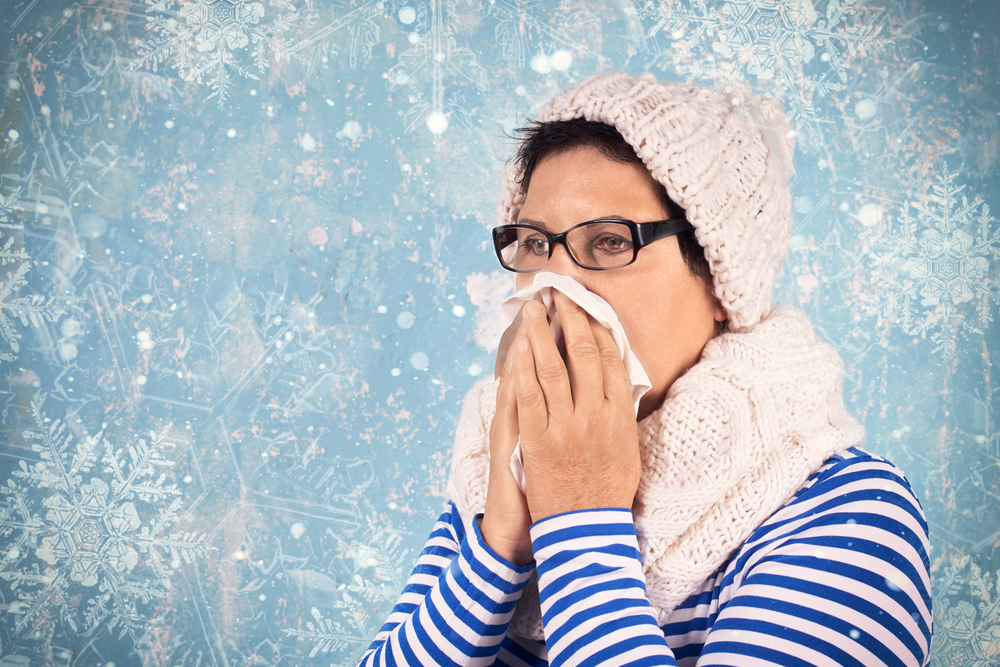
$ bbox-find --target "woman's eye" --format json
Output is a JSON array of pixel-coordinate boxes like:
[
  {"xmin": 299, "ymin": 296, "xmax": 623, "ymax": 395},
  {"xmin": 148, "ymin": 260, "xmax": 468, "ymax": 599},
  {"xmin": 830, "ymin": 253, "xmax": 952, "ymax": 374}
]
[
  {"xmin": 520, "ymin": 237, "xmax": 547, "ymax": 254},
  {"xmin": 596, "ymin": 235, "xmax": 630, "ymax": 253}
]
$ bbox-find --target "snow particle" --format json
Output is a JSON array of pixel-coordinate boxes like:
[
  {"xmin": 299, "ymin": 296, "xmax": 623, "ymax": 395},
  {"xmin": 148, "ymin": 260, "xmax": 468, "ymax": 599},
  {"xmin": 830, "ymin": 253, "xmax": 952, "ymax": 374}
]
[
  {"xmin": 410, "ymin": 352, "xmax": 429, "ymax": 370},
  {"xmin": 426, "ymin": 111, "xmax": 448, "ymax": 134},
  {"xmin": 854, "ymin": 98, "xmax": 878, "ymax": 119},
  {"xmin": 58, "ymin": 341, "xmax": 78, "ymax": 361},
  {"xmin": 551, "ymin": 49, "xmax": 572, "ymax": 71},
  {"xmin": 397, "ymin": 311, "xmax": 415, "ymax": 328},
  {"xmin": 342, "ymin": 120, "xmax": 363, "ymax": 140},
  {"xmin": 398, "ymin": 5, "xmax": 416, "ymax": 23},
  {"xmin": 856, "ymin": 202, "xmax": 882, "ymax": 227},
  {"xmin": 530, "ymin": 54, "xmax": 552, "ymax": 73}
]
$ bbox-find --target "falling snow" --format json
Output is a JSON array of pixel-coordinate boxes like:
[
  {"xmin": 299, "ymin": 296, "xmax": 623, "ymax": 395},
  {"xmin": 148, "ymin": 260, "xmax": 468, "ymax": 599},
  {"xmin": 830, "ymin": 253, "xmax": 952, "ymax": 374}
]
[
  {"xmin": 387, "ymin": 0, "xmax": 490, "ymax": 135},
  {"xmin": 628, "ymin": 0, "xmax": 892, "ymax": 144}
]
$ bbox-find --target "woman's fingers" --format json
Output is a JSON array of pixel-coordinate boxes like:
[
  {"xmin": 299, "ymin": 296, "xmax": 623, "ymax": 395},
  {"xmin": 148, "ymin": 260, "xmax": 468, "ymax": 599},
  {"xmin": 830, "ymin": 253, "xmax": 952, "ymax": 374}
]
[
  {"xmin": 513, "ymin": 336, "xmax": 551, "ymax": 442},
  {"xmin": 491, "ymin": 346, "xmax": 519, "ymax": 450},
  {"xmin": 552, "ymin": 290, "xmax": 604, "ymax": 408},
  {"xmin": 591, "ymin": 322, "xmax": 631, "ymax": 405},
  {"xmin": 520, "ymin": 299, "xmax": 573, "ymax": 418}
]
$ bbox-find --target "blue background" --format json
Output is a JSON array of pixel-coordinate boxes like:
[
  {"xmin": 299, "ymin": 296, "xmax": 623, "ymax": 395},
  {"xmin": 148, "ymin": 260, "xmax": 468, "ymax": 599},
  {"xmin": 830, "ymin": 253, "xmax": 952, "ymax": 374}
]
[{"xmin": 0, "ymin": 0, "xmax": 997, "ymax": 664}]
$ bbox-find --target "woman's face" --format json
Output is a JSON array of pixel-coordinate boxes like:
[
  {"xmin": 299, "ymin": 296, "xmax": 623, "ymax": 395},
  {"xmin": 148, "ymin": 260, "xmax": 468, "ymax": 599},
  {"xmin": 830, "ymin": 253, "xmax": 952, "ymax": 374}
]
[{"xmin": 515, "ymin": 146, "xmax": 727, "ymax": 421}]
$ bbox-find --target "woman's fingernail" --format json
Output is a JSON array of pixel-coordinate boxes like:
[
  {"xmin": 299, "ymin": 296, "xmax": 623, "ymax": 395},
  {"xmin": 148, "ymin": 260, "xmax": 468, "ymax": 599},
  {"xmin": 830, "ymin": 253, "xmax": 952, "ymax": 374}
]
[
  {"xmin": 516, "ymin": 337, "xmax": 529, "ymax": 353},
  {"xmin": 525, "ymin": 301, "xmax": 543, "ymax": 318}
]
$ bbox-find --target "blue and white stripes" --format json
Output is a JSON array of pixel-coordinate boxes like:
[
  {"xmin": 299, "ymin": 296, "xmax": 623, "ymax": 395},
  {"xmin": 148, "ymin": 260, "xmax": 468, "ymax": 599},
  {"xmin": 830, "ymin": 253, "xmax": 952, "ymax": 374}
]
[
  {"xmin": 531, "ymin": 510, "xmax": 673, "ymax": 666},
  {"xmin": 359, "ymin": 448, "xmax": 932, "ymax": 667}
]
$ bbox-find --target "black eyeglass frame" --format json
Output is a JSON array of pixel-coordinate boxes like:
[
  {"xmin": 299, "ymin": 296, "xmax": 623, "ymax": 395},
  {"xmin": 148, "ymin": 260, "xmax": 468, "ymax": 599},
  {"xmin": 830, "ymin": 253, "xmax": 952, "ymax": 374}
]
[{"xmin": 492, "ymin": 217, "xmax": 694, "ymax": 273}]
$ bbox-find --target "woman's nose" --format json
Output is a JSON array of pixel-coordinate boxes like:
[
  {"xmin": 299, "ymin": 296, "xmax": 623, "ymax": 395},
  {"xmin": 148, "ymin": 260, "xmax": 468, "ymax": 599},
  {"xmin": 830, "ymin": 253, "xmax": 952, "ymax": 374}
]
[
  {"xmin": 545, "ymin": 242, "xmax": 588, "ymax": 279},
  {"xmin": 517, "ymin": 242, "xmax": 590, "ymax": 290}
]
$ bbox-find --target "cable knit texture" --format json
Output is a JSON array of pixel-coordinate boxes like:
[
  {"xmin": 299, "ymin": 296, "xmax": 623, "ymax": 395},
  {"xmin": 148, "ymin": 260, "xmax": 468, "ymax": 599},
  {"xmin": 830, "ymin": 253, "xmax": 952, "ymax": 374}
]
[
  {"xmin": 496, "ymin": 71, "xmax": 797, "ymax": 331},
  {"xmin": 445, "ymin": 305, "xmax": 865, "ymax": 640}
]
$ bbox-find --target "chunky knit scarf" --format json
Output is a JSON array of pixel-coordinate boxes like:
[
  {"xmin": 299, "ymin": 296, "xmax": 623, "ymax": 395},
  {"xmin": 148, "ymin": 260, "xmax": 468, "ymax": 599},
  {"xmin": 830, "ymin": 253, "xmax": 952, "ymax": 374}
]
[{"xmin": 445, "ymin": 304, "xmax": 865, "ymax": 640}]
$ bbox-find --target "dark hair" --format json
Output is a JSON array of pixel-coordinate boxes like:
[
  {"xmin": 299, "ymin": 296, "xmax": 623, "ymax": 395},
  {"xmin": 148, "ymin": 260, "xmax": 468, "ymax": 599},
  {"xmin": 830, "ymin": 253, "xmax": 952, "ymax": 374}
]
[{"xmin": 510, "ymin": 117, "xmax": 713, "ymax": 285}]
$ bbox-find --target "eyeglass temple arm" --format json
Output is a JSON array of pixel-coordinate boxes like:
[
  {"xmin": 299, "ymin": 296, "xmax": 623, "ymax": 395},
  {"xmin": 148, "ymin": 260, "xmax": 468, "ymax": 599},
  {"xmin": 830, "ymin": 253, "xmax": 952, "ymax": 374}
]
[{"xmin": 636, "ymin": 218, "xmax": 694, "ymax": 246}]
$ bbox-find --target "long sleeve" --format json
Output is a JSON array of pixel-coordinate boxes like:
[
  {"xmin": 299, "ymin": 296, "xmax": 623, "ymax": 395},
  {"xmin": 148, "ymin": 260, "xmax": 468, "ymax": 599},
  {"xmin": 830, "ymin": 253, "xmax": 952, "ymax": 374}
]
[
  {"xmin": 693, "ymin": 454, "xmax": 933, "ymax": 666},
  {"xmin": 358, "ymin": 501, "xmax": 535, "ymax": 667},
  {"xmin": 530, "ymin": 509, "xmax": 680, "ymax": 667},
  {"xmin": 525, "ymin": 450, "xmax": 931, "ymax": 667}
]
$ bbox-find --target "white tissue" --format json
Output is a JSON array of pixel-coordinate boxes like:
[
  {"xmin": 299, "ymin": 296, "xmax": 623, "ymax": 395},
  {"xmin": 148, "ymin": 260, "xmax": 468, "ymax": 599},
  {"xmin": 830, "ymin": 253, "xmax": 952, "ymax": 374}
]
[{"xmin": 499, "ymin": 272, "xmax": 651, "ymax": 495}]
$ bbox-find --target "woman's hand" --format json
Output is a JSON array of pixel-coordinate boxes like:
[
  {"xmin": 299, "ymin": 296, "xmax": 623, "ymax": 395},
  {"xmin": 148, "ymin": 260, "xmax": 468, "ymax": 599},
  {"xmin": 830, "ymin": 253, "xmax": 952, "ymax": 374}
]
[
  {"xmin": 513, "ymin": 291, "xmax": 641, "ymax": 523},
  {"xmin": 480, "ymin": 309, "xmax": 534, "ymax": 567}
]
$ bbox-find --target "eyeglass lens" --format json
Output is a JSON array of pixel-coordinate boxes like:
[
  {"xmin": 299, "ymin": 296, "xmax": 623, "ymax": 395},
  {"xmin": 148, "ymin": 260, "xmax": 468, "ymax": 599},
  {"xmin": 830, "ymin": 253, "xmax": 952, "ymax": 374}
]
[{"xmin": 497, "ymin": 221, "xmax": 635, "ymax": 271}]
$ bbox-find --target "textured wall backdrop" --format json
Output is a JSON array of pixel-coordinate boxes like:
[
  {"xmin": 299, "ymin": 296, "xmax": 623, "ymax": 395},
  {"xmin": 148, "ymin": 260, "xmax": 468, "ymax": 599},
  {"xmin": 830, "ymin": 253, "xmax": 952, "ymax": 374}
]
[{"xmin": 0, "ymin": 0, "xmax": 997, "ymax": 664}]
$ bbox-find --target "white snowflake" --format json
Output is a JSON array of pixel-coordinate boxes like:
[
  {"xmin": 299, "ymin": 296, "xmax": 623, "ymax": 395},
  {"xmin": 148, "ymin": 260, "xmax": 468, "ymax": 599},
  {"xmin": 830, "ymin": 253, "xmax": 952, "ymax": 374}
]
[
  {"xmin": 130, "ymin": 0, "xmax": 309, "ymax": 105},
  {"xmin": 861, "ymin": 169, "xmax": 1000, "ymax": 358},
  {"xmin": 387, "ymin": 0, "xmax": 489, "ymax": 135},
  {"xmin": 930, "ymin": 554, "xmax": 1000, "ymax": 667},
  {"xmin": 0, "ymin": 397, "xmax": 209, "ymax": 645},
  {"xmin": 628, "ymin": 0, "xmax": 892, "ymax": 145},
  {"xmin": 0, "ymin": 187, "xmax": 58, "ymax": 363}
]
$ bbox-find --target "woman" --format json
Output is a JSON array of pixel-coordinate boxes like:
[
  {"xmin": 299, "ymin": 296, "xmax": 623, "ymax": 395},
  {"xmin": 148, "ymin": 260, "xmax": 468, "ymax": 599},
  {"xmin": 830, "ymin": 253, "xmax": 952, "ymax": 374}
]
[{"xmin": 358, "ymin": 72, "xmax": 932, "ymax": 666}]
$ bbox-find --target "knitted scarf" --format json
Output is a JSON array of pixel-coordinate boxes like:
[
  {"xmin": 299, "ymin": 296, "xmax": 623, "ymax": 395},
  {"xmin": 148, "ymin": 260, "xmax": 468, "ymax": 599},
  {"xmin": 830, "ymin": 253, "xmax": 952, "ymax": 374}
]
[{"xmin": 445, "ymin": 304, "xmax": 865, "ymax": 640}]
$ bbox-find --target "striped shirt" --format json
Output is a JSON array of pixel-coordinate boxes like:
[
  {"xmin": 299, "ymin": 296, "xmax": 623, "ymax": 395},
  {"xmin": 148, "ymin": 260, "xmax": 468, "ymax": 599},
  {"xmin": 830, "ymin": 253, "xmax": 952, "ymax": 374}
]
[{"xmin": 360, "ymin": 447, "xmax": 932, "ymax": 666}]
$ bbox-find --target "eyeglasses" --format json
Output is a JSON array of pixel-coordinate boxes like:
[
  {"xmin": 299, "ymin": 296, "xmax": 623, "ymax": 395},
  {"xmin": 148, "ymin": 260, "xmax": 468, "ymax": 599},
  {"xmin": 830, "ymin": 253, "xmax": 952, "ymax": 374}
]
[{"xmin": 492, "ymin": 218, "xmax": 693, "ymax": 273}]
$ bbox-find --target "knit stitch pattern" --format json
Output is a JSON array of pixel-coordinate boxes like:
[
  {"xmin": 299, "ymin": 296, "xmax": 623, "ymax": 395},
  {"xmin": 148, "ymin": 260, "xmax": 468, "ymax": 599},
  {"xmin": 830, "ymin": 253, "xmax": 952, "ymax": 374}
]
[
  {"xmin": 497, "ymin": 71, "xmax": 797, "ymax": 331},
  {"xmin": 445, "ymin": 305, "xmax": 865, "ymax": 640}
]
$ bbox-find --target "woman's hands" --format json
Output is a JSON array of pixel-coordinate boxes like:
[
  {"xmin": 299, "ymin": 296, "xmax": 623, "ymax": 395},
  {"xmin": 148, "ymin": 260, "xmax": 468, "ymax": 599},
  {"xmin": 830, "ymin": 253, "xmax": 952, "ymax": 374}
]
[
  {"xmin": 480, "ymin": 291, "xmax": 641, "ymax": 564},
  {"xmin": 480, "ymin": 318, "xmax": 534, "ymax": 567},
  {"xmin": 513, "ymin": 291, "xmax": 641, "ymax": 523}
]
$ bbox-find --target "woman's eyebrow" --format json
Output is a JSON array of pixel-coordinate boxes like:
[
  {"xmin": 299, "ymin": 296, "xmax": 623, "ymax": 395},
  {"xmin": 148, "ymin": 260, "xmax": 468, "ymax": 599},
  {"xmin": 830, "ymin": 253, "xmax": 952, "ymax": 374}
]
[
  {"xmin": 516, "ymin": 217, "xmax": 547, "ymax": 229},
  {"xmin": 515, "ymin": 214, "xmax": 630, "ymax": 228}
]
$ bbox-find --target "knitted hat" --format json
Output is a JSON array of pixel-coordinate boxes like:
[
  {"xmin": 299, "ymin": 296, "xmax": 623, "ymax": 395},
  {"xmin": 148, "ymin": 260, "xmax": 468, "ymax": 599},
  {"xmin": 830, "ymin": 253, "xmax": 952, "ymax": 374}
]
[{"xmin": 497, "ymin": 72, "xmax": 797, "ymax": 332}]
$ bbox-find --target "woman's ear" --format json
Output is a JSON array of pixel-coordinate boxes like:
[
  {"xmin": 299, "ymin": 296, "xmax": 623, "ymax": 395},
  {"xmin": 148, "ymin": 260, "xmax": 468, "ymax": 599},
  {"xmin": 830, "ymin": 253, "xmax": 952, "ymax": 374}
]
[{"xmin": 713, "ymin": 298, "xmax": 727, "ymax": 323}]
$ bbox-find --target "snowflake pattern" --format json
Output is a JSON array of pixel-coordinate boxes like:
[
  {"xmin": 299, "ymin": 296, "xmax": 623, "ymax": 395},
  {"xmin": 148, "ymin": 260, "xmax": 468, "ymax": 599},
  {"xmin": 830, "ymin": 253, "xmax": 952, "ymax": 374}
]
[
  {"xmin": 931, "ymin": 555, "xmax": 1000, "ymax": 667},
  {"xmin": 0, "ymin": 398, "xmax": 209, "ymax": 645},
  {"xmin": 861, "ymin": 170, "xmax": 1000, "ymax": 358},
  {"xmin": 0, "ymin": 187, "xmax": 58, "ymax": 363},
  {"xmin": 283, "ymin": 513, "xmax": 411, "ymax": 661},
  {"xmin": 130, "ymin": 0, "xmax": 309, "ymax": 105},
  {"xmin": 627, "ymin": 0, "xmax": 891, "ymax": 145},
  {"xmin": 387, "ymin": 0, "xmax": 490, "ymax": 135},
  {"xmin": 482, "ymin": 0, "xmax": 602, "ymax": 70}
]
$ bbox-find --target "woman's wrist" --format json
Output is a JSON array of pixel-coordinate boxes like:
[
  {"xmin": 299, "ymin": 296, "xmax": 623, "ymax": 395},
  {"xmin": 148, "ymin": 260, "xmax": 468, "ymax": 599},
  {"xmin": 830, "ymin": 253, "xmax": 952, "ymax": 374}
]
[{"xmin": 478, "ymin": 514, "xmax": 534, "ymax": 567}]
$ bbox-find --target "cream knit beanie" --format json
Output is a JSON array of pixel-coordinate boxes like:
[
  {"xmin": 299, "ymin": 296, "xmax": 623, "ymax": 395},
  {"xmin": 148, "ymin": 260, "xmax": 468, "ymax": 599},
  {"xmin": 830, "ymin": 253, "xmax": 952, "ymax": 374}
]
[{"xmin": 498, "ymin": 72, "xmax": 797, "ymax": 331}]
